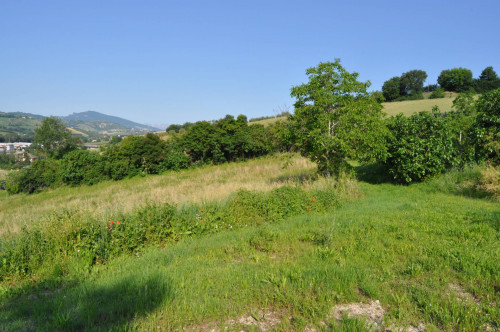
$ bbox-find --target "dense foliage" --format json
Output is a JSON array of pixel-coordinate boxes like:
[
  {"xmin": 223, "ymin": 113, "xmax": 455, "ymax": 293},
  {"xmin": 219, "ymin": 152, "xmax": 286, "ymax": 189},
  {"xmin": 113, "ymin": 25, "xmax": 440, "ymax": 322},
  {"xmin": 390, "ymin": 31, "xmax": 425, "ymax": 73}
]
[
  {"xmin": 32, "ymin": 116, "xmax": 80, "ymax": 158},
  {"xmin": 472, "ymin": 88, "xmax": 500, "ymax": 165},
  {"xmin": 4, "ymin": 114, "xmax": 292, "ymax": 194},
  {"xmin": 384, "ymin": 110, "xmax": 460, "ymax": 184},
  {"xmin": 382, "ymin": 70, "xmax": 427, "ymax": 101},
  {"xmin": 437, "ymin": 68, "xmax": 474, "ymax": 92},
  {"xmin": 289, "ymin": 60, "xmax": 388, "ymax": 176}
]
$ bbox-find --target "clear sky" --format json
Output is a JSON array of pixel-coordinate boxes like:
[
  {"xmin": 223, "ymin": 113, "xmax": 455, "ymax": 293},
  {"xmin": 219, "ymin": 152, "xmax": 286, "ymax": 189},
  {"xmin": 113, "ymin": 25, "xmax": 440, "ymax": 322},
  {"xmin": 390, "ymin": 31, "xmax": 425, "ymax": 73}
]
[{"xmin": 1, "ymin": 0, "xmax": 499, "ymax": 127}]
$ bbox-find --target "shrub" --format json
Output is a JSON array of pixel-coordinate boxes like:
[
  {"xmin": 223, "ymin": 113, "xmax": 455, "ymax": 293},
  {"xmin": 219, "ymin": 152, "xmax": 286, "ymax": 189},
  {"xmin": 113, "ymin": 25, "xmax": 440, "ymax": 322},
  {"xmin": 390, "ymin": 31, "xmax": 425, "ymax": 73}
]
[
  {"xmin": 60, "ymin": 150, "xmax": 108, "ymax": 186},
  {"xmin": 472, "ymin": 88, "xmax": 500, "ymax": 165},
  {"xmin": 429, "ymin": 87, "xmax": 445, "ymax": 99},
  {"xmin": 6, "ymin": 159, "xmax": 62, "ymax": 194},
  {"xmin": 385, "ymin": 110, "xmax": 460, "ymax": 184}
]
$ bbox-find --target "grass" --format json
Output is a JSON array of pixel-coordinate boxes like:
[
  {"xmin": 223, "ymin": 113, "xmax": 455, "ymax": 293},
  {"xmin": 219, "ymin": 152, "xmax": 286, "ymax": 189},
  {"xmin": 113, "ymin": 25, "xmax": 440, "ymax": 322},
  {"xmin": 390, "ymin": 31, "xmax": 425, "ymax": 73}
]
[
  {"xmin": 0, "ymin": 156, "xmax": 498, "ymax": 331},
  {"xmin": 1, "ymin": 176, "xmax": 498, "ymax": 331},
  {"xmin": 0, "ymin": 154, "xmax": 316, "ymax": 234},
  {"xmin": 381, "ymin": 92, "xmax": 458, "ymax": 117}
]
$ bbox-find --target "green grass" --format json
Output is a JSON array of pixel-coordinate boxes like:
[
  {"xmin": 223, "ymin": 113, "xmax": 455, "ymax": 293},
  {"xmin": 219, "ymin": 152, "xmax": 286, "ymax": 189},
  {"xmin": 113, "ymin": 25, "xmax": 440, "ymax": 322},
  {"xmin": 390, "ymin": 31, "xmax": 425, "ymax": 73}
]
[{"xmin": 1, "ymin": 167, "xmax": 498, "ymax": 331}]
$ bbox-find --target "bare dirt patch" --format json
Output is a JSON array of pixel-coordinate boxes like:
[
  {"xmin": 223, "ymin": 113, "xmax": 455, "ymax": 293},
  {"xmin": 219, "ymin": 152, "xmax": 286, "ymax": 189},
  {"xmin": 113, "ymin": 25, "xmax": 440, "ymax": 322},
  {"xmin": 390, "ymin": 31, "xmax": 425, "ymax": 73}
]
[
  {"xmin": 448, "ymin": 283, "xmax": 480, "ymax": 304},
  {"xmin": 329, "ymin": 300, "xmax": 385, "ymax": 330},
  {"xmin": 225, "ymin": 309, "xmax": 287, "ymax": 331}
]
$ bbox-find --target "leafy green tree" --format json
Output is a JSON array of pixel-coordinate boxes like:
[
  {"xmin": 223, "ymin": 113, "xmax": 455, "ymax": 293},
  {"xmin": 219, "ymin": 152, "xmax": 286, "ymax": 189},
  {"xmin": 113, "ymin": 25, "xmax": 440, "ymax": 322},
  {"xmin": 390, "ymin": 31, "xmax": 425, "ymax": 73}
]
[
  {"xmin": 475, "ymin": 66, "xmax": 500, "ymax": 93},
  {"xmin": 289, "ymin": 60, "xmax": 388, "ymax": 176},
  {"xmin": 382, "ymin": 76, "xmax": 401, "ymax": 101},
  {"xmin": 472, "ymin": 88, "xmax": 500, "ymax": 165},
  {"xmin": 32, "ymin": 116, "xmax": 79, "ymax": 158},
  {"xmin": 60, "ymin": 149, "xmax": 107, "ymax": 186},
  {"xmin": 399, "ymin": 69, "xmax": 427, "ymax": 96},
  {"xmin": 385, "ymin": 109, "xmax": 460, "ymax": 184},
  {"xmin": 438, "ymin": 68, "xmax": 474, "ymax": 92},
  {"xmin": 452, "ymin": 92, "xmax": 476, "ymax": 115},
  {"xmin": 6, "ymin": 159, "xmax": 62, "ymax": 194}
]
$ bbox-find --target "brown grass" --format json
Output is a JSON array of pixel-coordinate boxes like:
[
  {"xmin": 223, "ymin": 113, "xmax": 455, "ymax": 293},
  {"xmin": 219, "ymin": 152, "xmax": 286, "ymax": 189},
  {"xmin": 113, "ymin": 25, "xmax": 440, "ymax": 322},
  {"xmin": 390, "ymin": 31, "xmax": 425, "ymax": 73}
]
[
  {"xmin": 0, "ymin": 154, "xmax": 318, "ymax": 234},
  {"xmin": 478, "ymin": 165, "xmax": 500, "ymax": 201}
]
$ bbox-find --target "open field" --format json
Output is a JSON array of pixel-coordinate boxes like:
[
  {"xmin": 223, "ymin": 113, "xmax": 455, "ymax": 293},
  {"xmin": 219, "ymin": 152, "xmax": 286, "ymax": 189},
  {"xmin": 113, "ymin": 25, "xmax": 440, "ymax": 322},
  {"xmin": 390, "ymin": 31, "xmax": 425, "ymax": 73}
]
[
  {"xmin": 0, "ymin": 163, "xmax": 498, "ymax": 331},
  {"xmin": 0, "ymin": 154, "xmax": 317, "ymax": 234},
  {"xmin": 381, "ymin": 93, "xmax": 458, "ymax": 117}
]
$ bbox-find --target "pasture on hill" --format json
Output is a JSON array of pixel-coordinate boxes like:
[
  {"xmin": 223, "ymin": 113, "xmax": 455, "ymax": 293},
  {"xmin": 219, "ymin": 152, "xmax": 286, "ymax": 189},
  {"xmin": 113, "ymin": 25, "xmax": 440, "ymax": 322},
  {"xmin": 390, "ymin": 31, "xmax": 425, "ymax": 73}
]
[{"xmin": 381, "ymin": 92, "xmax": 458, "ymax": 117}]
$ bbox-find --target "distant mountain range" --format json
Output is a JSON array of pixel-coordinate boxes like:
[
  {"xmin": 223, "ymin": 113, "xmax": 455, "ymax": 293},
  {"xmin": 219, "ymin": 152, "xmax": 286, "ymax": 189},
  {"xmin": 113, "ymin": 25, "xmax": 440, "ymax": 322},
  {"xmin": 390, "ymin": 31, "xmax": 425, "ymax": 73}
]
[{"xmin": 0, "ymin": 111, "xmax": 162, "ymax": 139}]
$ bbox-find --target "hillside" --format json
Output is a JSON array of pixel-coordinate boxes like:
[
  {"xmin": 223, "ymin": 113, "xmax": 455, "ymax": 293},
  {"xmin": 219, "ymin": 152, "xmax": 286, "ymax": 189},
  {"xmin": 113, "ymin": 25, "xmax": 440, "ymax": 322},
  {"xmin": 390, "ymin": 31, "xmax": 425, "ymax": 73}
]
[
  {"xmin": 0, "ymin": 111, "xmax": 161, "ymax": 139},
  {"xmin": 62, "ymin": 111, "xmax": 160, "ymax": 132},
  {"xmin": 0, "ymin": 154, "xmax": 498, "ymax": 331},
  {"xmin": 381, "ymin": 92, "xmax": 458, "ymax": 117},
  {"xmin": 247, "ymin": 93, "xmax": 460, "ymax": 128}
]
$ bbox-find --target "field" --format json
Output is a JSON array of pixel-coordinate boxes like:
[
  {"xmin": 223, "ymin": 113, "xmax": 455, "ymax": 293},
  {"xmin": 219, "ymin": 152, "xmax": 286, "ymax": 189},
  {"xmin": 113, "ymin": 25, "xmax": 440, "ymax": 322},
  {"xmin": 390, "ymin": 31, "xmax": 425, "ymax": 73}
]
[
  {"xmin": 381, "ymin": 93, "xmax": 458, "ymax": 117},
  {"xmin": 0, "ymin": 154, "xmax": 316, "ymax": 234},
  {"xmin": 0, "ymin": 154, "xmax": 498, "ymax": 331}
]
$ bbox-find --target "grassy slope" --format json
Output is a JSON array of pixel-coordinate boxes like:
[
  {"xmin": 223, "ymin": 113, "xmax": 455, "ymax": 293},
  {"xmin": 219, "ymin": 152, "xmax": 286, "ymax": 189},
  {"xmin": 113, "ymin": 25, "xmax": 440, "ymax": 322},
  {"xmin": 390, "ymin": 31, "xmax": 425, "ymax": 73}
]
[
  {"xmin": 1, "ymin": 165, "xmax": 498, "ymax": 331},
  {"xmin": 0, "ymin": 154, "xmax": 316, "ymax": 234},
  {"xmin": 381, "ymin": 93, "xmax": 458, "ymax": 117}
]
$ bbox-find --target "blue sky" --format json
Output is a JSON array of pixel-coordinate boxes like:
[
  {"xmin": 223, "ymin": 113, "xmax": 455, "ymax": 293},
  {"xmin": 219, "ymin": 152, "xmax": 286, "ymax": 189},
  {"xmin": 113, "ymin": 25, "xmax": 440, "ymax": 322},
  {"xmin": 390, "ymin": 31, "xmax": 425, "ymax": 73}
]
[{"xmin": 1, "ymin": 0, "xmax": 499, "ymax": 127}]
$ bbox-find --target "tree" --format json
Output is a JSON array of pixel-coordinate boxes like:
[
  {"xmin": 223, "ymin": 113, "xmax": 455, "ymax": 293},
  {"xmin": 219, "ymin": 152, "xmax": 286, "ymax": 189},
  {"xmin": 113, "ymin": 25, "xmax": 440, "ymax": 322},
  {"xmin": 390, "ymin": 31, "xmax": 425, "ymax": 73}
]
[
  {"xmin": 475, "ymin": 66, "xmax": 500, "ymax": 93},
  {"xmin": 289, "ymin": 60, "xmax": 388, "ymax": 176},
  {"xmin": 32, "ymin": 116, "xmax": 79, "ymax": 158},
  {"xmin": 384, "ymin": 109, "xmax": 459, "ymax": 184},
  {"xmin": 382, "ymin": 76, "xmax": 401, "ymax": 101},
  {"xmin": 437, "ymin": 68, "xmax": 474, "ymax": 92},
  {"xmin": 472, "ymin": 88, "xmax": 500, "ymax": 165},
  {"xmin": 399, "ymin": 69, "xmax": 427, "ymax": 96}
]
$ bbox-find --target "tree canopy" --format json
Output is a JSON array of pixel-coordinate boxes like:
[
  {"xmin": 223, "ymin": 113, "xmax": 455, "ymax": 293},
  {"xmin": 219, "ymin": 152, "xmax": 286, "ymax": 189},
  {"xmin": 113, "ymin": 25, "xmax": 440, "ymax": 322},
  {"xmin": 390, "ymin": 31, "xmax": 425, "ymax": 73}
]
[
  {"xmin": 289, "ymin": 59, "xmax": 387, "ymax": 176},
  {"xmin": 32, "ymin": 116, "xmax": 79, "ymax": 158},
  {"xmin": 438, "ymin": 68, "xmax": 474, "ymax": 92}
]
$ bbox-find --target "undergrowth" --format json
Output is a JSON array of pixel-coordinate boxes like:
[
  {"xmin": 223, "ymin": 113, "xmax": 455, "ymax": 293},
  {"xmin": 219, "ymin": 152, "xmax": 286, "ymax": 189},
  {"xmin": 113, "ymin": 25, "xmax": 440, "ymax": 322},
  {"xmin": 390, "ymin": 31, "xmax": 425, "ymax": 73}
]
[{"xmin": 0, "ymin": 180, "xmax": 350, "ymax": 288}]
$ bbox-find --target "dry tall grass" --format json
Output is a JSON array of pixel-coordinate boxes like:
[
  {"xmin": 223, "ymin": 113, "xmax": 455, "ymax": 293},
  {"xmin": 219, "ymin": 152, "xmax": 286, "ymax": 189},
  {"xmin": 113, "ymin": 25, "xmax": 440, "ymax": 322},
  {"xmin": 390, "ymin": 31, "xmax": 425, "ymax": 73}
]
[
  {"xmin": 478, "ymin": 166, "xmax": 500, "ymax": 201},
  {"xmin": 0, "ymin": 154, "xmax": 320, "ymax": 234}
]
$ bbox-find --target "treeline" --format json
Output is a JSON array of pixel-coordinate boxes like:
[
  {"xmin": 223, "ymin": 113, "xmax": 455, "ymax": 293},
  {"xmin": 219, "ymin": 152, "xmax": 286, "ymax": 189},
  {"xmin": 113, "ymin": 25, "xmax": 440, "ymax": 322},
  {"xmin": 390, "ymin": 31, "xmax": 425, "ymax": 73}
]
[
  {"xmin": 382, "ymin": 66, "xmax": 500, "ymax": 102},
  {"xmin": 5, "ymin": 115, "xmax": 293, "ymax": 194}
]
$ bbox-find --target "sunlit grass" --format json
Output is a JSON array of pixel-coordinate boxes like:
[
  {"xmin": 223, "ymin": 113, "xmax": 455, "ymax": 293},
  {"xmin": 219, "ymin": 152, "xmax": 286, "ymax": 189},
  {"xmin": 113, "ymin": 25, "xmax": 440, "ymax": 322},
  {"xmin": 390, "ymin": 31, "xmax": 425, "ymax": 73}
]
[
  {"xmin": 381, "ymin": 92, "xmax": 458, "ymax": 117},
  {"xmin": 0, "ymin": 154, "xmax": 316, "ymax": 234},
  {"xmin": 1, "ymin": 180, "xmax": 498, "ymax": 331}
]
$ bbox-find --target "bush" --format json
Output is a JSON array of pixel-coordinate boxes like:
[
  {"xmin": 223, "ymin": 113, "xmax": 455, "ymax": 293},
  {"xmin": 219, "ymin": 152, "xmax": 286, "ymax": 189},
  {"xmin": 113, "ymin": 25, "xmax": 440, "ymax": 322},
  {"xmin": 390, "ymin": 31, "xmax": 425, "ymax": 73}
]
[
  {"xmin": 472, "ymin": 88, "xmax": 500, "ymax": 165},
  {"xmin": 60, "ymin": 150, "xmax": 108, "ymax": 186},
  {"xmin": 385, "ymin": 110, "xmax": 460, "ymax": 184},
  {"xmin": 6, "ymin": 160, "xmax": 62, "ymax": 194},
  {"xmin": 429, "ymin": 87, "xmax": 445, "ymax": 99}
]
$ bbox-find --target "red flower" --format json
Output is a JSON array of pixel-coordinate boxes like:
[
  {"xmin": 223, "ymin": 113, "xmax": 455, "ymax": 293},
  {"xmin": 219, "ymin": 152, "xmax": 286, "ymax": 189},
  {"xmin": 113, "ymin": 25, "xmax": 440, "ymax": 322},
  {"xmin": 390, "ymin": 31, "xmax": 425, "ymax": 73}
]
[
  {"xmin": 200, "ymin": 208, "xmax": 203, "ymax": 212},
  {"xmin": 116, "ymin": 221, "xmax": 120, "ymax": 224},
  {"xmin": 109, "ymin": 221, "xmax": 114, "ymax": 227},
  {"xmin": 311, "ymin": 198, "xmax": 316, "ymax": 202}
]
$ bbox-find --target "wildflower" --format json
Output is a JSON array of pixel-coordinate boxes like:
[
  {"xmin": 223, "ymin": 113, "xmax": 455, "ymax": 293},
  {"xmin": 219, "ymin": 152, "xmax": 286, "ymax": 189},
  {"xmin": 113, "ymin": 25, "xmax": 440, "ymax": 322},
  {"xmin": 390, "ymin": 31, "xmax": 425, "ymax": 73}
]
[
  {"xmin": 109, "ymin": 221, "xmax": 114, "ymax": 227},
  {"xmin": 306, "ymin": 206, "xmax": 310, "ymax": 210},
  {"xmin": 311, "ymin": 198, "xmax": 316, "ymax": 202},
  {"xmin": 116, "ymin": 221, "xmax": 120, "ymax": 225},
  {"xmin": 200, "ymin": 208, "xmax": 203, "ymax": 212}
]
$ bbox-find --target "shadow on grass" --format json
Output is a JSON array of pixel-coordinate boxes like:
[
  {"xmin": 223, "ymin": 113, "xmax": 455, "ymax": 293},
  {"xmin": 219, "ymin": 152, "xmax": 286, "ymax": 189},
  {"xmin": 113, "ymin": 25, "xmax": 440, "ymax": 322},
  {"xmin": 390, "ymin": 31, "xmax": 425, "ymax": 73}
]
[
  {"xmin": 0, "ymin": 269, "xmax": 174, "ymax": 331},
  {"xmin": 355, "ymin": 163, "xmax": 394, "ymax": 185}
]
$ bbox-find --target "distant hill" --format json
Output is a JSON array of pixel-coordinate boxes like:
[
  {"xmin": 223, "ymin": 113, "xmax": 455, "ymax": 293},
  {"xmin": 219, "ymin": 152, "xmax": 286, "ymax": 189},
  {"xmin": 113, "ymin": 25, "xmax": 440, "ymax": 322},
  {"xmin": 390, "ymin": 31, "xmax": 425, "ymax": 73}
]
[
  {"xmin": 61, "ymin": 111, "xmax": 160, "ymax": 132},
  {"xmin": 0, "ymin": 110, "xmax": 161, "ymax": 140}
]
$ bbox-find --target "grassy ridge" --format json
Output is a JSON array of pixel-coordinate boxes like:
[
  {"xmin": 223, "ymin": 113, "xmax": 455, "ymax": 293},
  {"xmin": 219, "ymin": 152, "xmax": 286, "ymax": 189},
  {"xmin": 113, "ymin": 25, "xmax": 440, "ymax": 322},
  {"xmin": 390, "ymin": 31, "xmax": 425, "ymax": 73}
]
[{"xmin": 0, "ymin": 164, "xmax": 498, "ymax": 330}]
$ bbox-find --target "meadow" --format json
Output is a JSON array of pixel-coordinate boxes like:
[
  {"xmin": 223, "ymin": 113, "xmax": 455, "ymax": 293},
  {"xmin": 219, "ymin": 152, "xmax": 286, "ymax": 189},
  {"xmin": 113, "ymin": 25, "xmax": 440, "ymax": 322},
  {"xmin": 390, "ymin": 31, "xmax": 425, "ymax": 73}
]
[
  {"xmin": 0, "ymin": 154, "xmax": 316, "ymax": 234},
  {"xmin": 0, "ymin": 153, "xmax": 498, "ymax": 331}
]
